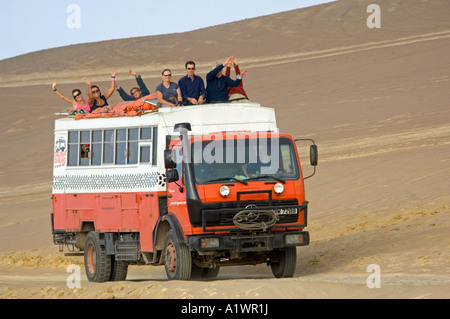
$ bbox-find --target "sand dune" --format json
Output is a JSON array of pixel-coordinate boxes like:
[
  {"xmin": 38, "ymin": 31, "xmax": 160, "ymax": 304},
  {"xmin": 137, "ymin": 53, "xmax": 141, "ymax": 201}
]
[{"xmin": 0, "ymin": 0, "xmax": 449, "ymax": 299}]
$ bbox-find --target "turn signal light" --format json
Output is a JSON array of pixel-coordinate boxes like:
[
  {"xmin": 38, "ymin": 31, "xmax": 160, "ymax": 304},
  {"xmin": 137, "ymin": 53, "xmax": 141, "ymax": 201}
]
[
  {"xmin": 201, "ymin": 238, "xmax": 220, "ymax": 248},
  {"xmin": 285, "ymin": 234, "xmax": 304, "ymax": 245}
]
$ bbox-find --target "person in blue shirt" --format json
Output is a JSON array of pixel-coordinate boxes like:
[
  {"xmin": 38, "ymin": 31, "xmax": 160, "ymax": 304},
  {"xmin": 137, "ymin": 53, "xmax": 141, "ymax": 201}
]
[
  {"xmin": 115, "ymin": 70, "xmax": 150, "ymax": 101},
  {"xmin": 155, "ymin": 69, "xmax": 183, "ymax": 107},
  {"xmin": 178, "ymin": 61, "xmax": 207, "ymax": 105},
  {"xmin": 206, "ymin": 56, "xmax": 244, "ymax": 103}
]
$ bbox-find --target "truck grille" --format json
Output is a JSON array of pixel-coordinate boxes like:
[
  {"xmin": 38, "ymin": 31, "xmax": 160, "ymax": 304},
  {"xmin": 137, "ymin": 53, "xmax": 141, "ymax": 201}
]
[{"xmin": 201, "ymin": 199, "xmax": 307, "ymax": 232}]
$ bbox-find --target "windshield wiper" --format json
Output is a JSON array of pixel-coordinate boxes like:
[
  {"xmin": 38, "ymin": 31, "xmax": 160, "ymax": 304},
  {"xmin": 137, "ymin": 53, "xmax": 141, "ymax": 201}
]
[
  {"xmin": 204, "ymin": 177, "xmax": 248, "ymax": 185},
  {"xmin": 246, "ymin": 175, "xmax": 286, "ymax": 184}
]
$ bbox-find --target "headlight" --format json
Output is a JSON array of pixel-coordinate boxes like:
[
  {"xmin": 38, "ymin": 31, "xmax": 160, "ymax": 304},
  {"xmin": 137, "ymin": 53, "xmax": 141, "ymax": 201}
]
[
  {"xmin": 274, "ymin": 182, "xmax": 284, "ymax": 194},
  {"xmin": 219, "ymin": 185, "xmax": 230, "ymax": 197}
]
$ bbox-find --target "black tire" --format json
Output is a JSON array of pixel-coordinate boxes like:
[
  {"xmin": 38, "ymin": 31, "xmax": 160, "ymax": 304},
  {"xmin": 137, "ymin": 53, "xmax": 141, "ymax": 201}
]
[
  {"xmin": 109, "ymin": 256, "xmax": 128, "ymax": 281},
  {"xmin": 84, "ymin": 232, "xmax": 111, "ymax": 282},
  {"xmin": 191, "ymin": 265, "xmax": 220, "ymax": 280},
  {"xmin": 190, "ymin": 264, "xmax": 204, "ymax": 280},
  {"xmin": 202, "ymin": 267, "xmax": 220, "ymax": 279},
  {"xmin": 163, "ymin": 230, "xmax": 191, "ymax": 280},
  {"xmin": 270, "ymin": 247, "xmax": 297, "ymax": 278}
]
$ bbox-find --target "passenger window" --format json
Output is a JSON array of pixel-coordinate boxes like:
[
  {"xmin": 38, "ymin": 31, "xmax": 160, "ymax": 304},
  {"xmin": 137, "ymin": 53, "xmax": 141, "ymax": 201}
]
[
  {"xmin": 128, "ymin": 128, "xmax": 138, "ymax": 164},
  {"xmin": 92, "ymin": 130, "xmax": 102, "ymax": 166},
  {"xmin": 65, "ymin": 126, "xmax": 156, "ymax": 167},
  {"xmin": 116, "ymin": 129, "xmax": 126, "ymax": 165},
  {"xmin": 139, "ymin": 127, "xmax": 153, "ymax": 164},
  {"xmin": 140, "ymin": 146, "xmax": 151, "ymax": 163},
  {"xmin": 68, "ymin": 131, "xmax": 78, "ymax": 166},
  {"xmin": 80, "ymin": 131, "xmax": 91, "ymax": 166},
  {"xmin": 103, "ymin": 130, "xmax": 114, "ymax": 164},
  {"xmin": 141, "ymin": 127, "xmax": 152, "ymax": 140}
]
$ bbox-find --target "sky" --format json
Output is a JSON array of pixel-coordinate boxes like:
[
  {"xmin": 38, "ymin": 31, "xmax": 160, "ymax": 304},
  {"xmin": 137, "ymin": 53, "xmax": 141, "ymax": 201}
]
[{"xmin": 0, "ymin": 0, "xmax": 335, "ymax": 61}]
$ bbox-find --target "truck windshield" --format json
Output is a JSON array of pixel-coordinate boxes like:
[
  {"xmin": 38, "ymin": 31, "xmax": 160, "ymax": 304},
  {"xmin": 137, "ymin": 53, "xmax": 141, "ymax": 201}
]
[{"xmin": 191, "ymin": 137, "xmax": 299, "ymax": 184}]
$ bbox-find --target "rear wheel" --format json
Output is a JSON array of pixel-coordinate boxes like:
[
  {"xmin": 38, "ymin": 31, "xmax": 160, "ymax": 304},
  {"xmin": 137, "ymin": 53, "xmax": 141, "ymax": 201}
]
[
  {"xmin": 191, "ymin": 265, "xmax": 220, "ymax": 280},
  {"xmin": 202, "ymin": 267, "xmax": 220, "ymax": 279},
  {"xmin": 84, "ymin": 232, "xmax": 111, "ymax": 282},
  {"xmin": 164, "ymin": 230, "xmax": 191, "ymax": 280},
  {"xmin": 109, "ymin": 256, "xmax": 128, "ymax": 281},
  {"xmin": 270, "ymin": 247, "xmax": 297, "ymax": 278}
]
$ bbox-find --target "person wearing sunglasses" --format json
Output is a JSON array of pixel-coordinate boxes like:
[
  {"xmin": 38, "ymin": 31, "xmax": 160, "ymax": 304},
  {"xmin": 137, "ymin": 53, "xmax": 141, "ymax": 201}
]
[
  {"xmin": 178, "ymin": 61, "xmax": 207, "ymax": 105},
  {"xmin": 84, "ymin": 71, "xmax": 116, "ymax": 112},
  {"xmin": 52, "ymin": 79, "xmax": 91, "ymax": 112},
  {"xmin": 155, "ymin": 69, "xmax": 182, "ymax": 107},
  {"xmin": 115, "ymin": 69, "xmax": 151, "ymax": 101}
]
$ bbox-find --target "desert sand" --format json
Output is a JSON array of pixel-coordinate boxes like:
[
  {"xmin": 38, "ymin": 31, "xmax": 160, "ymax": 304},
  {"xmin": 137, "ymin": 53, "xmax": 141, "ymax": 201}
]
[{"xmin": 0, "ymin": 0, "xmax": 449, "ymax": 300}]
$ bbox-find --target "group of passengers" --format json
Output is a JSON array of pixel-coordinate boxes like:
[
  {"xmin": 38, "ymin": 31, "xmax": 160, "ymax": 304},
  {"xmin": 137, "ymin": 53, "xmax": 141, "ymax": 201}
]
[{"xmin": 52, "ymin": 56, "xmax": 249, "ymax": 113}]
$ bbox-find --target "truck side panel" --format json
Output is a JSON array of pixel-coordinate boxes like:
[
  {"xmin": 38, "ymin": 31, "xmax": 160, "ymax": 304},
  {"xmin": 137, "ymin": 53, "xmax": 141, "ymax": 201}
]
[{"xmin": 53, "ymin": 192, "xmax": 155, "ymax": 233}]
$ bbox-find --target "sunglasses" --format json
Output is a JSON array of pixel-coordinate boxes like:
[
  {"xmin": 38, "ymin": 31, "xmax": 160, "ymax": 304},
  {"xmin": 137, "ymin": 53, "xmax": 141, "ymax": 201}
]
[
  {"xmin": 163, "ymin": 74, "xmax": 172, "ymax": 77},
  {"xmin": 73, "ymin": 92, "xmax": 82, "ymax": 98},
  {"xmin": 187, "ymin": 68, "xmax": 195, "ymax": 70},
  {"xmin": 91, "ymin": 89, "xmax": 99, "ymax": 94}
]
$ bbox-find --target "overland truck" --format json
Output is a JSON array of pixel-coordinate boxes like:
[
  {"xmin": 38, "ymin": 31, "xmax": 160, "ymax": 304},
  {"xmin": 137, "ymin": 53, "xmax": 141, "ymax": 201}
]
[{"xmin": 51, "ymin": 101, "xmax": 318, "ymax": 281}]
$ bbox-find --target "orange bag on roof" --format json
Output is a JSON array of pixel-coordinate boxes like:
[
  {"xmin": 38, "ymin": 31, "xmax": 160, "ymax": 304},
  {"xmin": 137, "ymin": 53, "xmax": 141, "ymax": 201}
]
[{"xmin": 74, "ymin": 93, "xmax": 158, "ymax": 119}]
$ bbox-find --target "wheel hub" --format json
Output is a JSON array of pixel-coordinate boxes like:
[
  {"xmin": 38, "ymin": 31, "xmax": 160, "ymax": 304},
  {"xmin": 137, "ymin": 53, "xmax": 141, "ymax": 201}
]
[{"xmin": 165, "ymin": 242, "xmax": 177, "ymax": 274}]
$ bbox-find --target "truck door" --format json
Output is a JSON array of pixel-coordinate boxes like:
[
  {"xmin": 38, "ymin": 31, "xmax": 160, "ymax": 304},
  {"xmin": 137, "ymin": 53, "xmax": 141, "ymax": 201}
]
[{"xmin": 166, "ymin": 146, "xmax": 191, "ymax": 232}]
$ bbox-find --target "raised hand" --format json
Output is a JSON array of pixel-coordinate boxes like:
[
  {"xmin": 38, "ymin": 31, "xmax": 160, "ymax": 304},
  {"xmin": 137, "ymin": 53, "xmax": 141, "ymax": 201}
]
[
  {"xmin": 129, "ymin": 70, "xmax": 138, "ymax": 77},
  {"xmin": 240, "ymin": 69, "xmax": 249, "ymax": 77},
  {"xmin": 84, "ymin": 78, "xmax": 91, "ymax": 86},
  {"xmin": 224, "ymin": 56, "xmax": 235, "ymax": 67}
]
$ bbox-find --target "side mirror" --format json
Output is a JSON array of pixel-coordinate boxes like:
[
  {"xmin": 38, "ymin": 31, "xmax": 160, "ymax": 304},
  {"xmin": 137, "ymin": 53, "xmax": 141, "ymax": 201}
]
[
  {"xmin": 165, "ymin": 169, "xmax": 179, "ymax": 183},
  {"xmin": 295, "ymin": 138, "xmax": 318, "ymax": 180},
  {"xmin": 310, "ymin": 145, "xmax": 318, "ymax": 166},
  {"xmin": 164, "ymin": 149, "xmax": 176, "ymax": 169}
]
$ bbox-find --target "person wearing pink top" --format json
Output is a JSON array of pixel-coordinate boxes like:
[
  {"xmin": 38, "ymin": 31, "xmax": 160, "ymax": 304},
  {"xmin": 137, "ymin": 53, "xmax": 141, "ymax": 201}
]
[{"xmin": 52, "ymin": 79, "xmax": 91, "ymax": 113}]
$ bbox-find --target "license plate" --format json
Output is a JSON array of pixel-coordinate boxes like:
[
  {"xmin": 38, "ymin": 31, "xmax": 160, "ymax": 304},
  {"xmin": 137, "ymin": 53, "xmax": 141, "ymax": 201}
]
[{"xmin": 274, "ymin": 208, "xmax": 298, "ymax": 215}]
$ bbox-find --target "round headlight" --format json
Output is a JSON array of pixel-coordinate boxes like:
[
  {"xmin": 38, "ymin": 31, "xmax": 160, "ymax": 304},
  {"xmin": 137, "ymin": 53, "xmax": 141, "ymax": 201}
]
[
  {"xmin": 274, "ymin": 182, "xmax": 284, "ymax": 194},
  {"xmin": 219, "ymin": 185, "xmax": 230, "ymax": 197}
]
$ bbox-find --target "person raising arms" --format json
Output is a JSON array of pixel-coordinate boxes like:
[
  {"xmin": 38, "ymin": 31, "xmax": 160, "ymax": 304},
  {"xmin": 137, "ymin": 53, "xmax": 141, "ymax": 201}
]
[
  {"xmin": 225, "ymin": 56, "xmax": 249, "ymax": 102},
  {"xmin": 84, "ymin": 71, "xmax": 116, "ymax": 112},
  {"xmin": 115, "ymin": 69, "xmax": 151, "ymax": 101},
  {"xmin": 52, "ymin": 80, "xmax": 91, "ymax": 113},
  {"xmin": 206, "ymin": 56, "xmax": 245, "ymax": 103}
]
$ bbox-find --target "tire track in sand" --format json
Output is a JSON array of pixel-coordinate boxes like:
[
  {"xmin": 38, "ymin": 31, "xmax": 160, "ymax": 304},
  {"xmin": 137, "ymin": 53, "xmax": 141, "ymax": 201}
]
[
  {"xmin": 241, "ymin": 29, "xmax": 450, "ymax": 69},
  {"xmin": 315, "ymin": 125, "xmax": 450, "ymax": 162}
]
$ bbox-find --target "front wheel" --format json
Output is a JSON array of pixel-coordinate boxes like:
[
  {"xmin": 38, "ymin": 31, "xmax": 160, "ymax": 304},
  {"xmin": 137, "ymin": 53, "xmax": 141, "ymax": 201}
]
[
  {"xmin": 270, "ymin": 247, "xmax": 297, "ymax": 278},
  {"xmin": 84, "ymin": 232, "xmax": 111, "ymax": 282},
  {"xmin": 164, "ymin": 230, "xmax": 192, "ymax": 280}
]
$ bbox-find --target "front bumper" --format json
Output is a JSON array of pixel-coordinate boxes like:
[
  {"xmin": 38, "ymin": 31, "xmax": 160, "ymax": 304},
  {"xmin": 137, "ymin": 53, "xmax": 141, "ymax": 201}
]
[{"xmin": 188, "ymin": 230, "xmax": 309, "ymax": 252}]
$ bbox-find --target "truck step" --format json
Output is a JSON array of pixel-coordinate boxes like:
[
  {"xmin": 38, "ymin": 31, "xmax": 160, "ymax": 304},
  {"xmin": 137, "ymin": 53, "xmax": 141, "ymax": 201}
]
[{"xmin": 115, "ymin": 240, "xmax": 140, "ymax": 261}]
